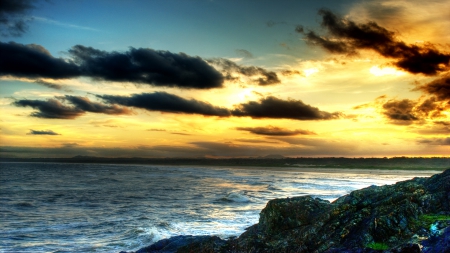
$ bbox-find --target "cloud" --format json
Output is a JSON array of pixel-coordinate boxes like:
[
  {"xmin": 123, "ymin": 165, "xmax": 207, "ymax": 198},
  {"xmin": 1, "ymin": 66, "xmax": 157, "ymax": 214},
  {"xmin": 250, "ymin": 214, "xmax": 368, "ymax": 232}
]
[
  {"xmin": 0, "ymin": 0, "xmax": 35, "ymax": 37},
  {"xmin": 63, "ymin": 95, "xmax": 131, "ymax": 115},
  {"xmin": 13, "ymin": 95, "xmax": 131, "ymax": 119},
  {"xmin": 32, "ymin": 16, "xmax": 99, "ymax": 32},
  {"xmin": 0, "ymin": 42, "xmax": 224, "ymax": 89},
  {"xmin": 382, "ymin": 99, "xmax": 419, "ymax": 121},
  {"xmin": 236, "ymin": 126, "xmax": 316, "ymax": 136},
  {"xmin": 280, "ymin": 70, "xmax": 302, "ymax": 76},
  {"xmin": 232, "ymin": 96, "xmax": 341, "ymax": 120},
  {"xmin": 298, "ymin": 9, "xmax": 450, "ymax": 75},
  {"xmin": 235, "ymin": 49, "xmax": 253, "ymax": 59},
  {"xmin": 13, "ymin": 98, "xmax": 84, "ymax": 119},
  {"xmin": 35, "ymin": 79, "xmax": 64, "ymax": 90},
  {"xmin": 380, "ymin": 97, "xmax": 448, "ymax": 123},
  {"xmin": 234, "ymin": 138, "xmax": 280, "ymax": 144},
  {"xmin": 0, "ymin": 42, "xmax": 80, "ymax": 79},
  {"xmin": 98, "ymin": 92, "xmax": 231, "ymax": 116},
  {"xmin": 27, "ymin": 129, "xmax": 60, "ymax": 135},
  {"xmin": 414, "ymin": 75, "xmax": 450, "ymax": 101},
  {"xmin": 171, "ymin": 132, "xmax": 191, "ymax": 136},
  {"xmin": 417, "ymin": 137, "xmax": 450, "ymax": 146},
  {"xmin": 13, "ymin": 92, "xmax": 341, "ymax": 121},
  {"xmin": 207, "ymin": 58, "xmax": 280, "ymax": 86}
]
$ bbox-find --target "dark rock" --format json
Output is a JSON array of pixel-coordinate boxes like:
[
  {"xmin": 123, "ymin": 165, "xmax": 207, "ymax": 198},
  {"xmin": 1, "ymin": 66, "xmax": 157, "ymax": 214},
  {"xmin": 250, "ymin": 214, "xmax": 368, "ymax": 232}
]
[{"xmin": 122, "ymin": 235, "xmax": 225, "ymax": 253}]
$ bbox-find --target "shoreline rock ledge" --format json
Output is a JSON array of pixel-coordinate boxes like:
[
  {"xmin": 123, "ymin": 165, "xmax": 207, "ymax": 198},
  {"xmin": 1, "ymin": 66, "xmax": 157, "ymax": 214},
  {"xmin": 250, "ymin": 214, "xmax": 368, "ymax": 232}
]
[{"xmin": 121, "ymin": 169, "xmax": 450, "ymax": 253}]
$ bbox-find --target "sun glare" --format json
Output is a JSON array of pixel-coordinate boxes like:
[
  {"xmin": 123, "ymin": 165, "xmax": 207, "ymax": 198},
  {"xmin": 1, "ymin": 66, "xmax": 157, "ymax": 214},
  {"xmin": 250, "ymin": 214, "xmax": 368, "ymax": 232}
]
[
  {"xmin": 304, "ymin": 68, "xmax": 319, "ymax": 77},
  {"xmin": 369, "ymin": 66, "xmax": 405, "ymax": 77}
]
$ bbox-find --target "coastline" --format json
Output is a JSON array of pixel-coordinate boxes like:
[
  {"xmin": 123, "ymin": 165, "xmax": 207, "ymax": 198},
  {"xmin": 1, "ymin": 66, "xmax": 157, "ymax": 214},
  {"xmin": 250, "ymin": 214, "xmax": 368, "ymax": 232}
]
[{"xmin": 1, "ymin": 157, "xmax": 449, "ymax": 171}]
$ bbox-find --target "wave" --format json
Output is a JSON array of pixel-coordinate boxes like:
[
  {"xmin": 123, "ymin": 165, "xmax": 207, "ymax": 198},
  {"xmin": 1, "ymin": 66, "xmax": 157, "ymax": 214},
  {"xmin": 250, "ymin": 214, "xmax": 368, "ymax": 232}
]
[{"xmin": 218, "ymin": 192, "xmax": 251, "ymax": 203}]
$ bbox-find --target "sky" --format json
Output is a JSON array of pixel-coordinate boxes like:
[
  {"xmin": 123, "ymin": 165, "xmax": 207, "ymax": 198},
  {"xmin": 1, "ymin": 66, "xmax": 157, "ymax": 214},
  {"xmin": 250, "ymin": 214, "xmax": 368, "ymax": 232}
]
[{"xmin": 0, "ymin": 0, "xmax": 449, "ymax": 158}]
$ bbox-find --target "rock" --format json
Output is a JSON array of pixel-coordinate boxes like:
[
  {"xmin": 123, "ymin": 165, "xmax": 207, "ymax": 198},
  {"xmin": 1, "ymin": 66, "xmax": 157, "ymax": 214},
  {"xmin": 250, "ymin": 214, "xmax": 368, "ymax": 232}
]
[
  {"xmin": 122, "ymin": 169, "xmax": 450, "ymax": 253},
  {"xmin": 421, "ymin": 226, "xmax": 450, "ymax": 253},
  {"xmin": 121, "ymin": 235, "xmax": 225, "ymax": 253}
]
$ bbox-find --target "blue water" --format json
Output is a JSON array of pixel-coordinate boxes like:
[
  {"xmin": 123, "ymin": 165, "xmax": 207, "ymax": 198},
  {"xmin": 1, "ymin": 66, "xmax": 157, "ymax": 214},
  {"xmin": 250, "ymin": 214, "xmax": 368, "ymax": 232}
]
[{"xmin": 0, "ymin": 162, "xmax": 440, "ymax": 252}]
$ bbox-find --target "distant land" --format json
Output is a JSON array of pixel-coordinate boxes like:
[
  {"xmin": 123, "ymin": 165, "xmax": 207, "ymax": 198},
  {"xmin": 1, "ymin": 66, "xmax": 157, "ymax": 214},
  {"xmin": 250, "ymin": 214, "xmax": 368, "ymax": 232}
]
[{"xmin": 1, "ymin": 156, "xmax": 449, "ymax": 170}]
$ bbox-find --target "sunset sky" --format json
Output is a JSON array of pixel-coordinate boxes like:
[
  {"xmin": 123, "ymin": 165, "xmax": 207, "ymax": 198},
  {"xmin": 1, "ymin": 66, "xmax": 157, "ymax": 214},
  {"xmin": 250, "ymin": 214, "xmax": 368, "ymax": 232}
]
[{"xmin": 1, "ymin": 0, "xmax": 449, "ymax": 158}]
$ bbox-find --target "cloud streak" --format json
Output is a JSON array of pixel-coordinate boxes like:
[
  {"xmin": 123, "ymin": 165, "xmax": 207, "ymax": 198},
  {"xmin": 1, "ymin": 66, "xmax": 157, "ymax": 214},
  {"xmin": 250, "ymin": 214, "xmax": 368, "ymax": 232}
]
[
  {"xmin": 27, "ymin": 129, "xmax": 60, "ymax": 135},
  {"xmin": 298, "ymin": 9, "xmax": 450, "ymax": 75},
  {"xmin": 417, "ymin": 137, "xmax": 450, "ymax": 146},
  {"xmin": 232, "ymin": 96, "xmax": 341, "ymax": 120},
  {"xmin": 35, "ymin": 79, "xmax": 65, "ymax": 90},
  {"xmin": 98, "ymin": 92, "xmax": 231, "ymax": 116},
  {"xmin": 236, "ymin": 126, "xmax": 316, "ymax": 136}
]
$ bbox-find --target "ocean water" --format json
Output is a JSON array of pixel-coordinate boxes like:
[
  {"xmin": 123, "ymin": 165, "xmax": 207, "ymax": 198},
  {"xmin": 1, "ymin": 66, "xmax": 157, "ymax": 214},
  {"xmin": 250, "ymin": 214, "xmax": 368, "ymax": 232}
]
[{"xmin": 0, "ymin": 162, "xmax": 441, "ymax": 253}]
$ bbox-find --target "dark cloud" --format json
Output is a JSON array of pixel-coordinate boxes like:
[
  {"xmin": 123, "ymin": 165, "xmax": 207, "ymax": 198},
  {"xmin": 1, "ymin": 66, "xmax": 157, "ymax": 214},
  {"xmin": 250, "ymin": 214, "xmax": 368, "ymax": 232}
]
[
  {"xmin": 0, "ymin": 42, "xmax": 80, "ymax": 79},
  {"xmin": 13, "ymin": 91, "xmax": 340, "ymax": 121},
  {"xmin": 27, "ymin": 129, "xmax": 60, "ymax": 135},
  {"xmin": 98, "ymin": 92, "xmax": 231, "ymax": 117},
  {"xmin": 382, "ymin": 99, "xmax": 419, "ymax": 122},
  {"xmin": 295, "ymin": 25, "xmax": 304, "ymax": 33},
  {"xmin": 171, "ymin": 132, "xmax": 191, "ymax": 136},
  {"xmin": 232, "ymin": 96, "xmax": 341, "ymax": 120},
  {"xmin": 234, "ymin": 138, "xmax": 280, "ymax": 144},
  {"xmin": 207, "ymin": 58, "xmax": 280, "ymax": 86},
  {"xmin": 69, "ymin": 45, "xmax": 224, "ymax": 89},
  {"xmin": 235, "ymin": 49, "xmax": 253, "ymax": 59},
  {"xmin": 298, "ymin": 9, "xmax": 450, "ymax": 75},
  {"xmin": 0, "ymin": 0, "xmax": 35, "ymax": 37},
  {"xmin": 13, "ymin": 98, "xmax": 84, "ymax": 119},
  {"xmin": 13, "ymin": 96, "xmax": 131, "ymax": 119},
  {"xmin": 236, "ymin": 126, "xmax": 316, "ymax": 136},
  {"xmin": 0, "ymin": 42, "xmax": 224, "ymax": 89},
  {"xmin": 381, "ymin": 97, "xmax": 448, "ymax": 123},
  {"xmin": 281, "ymin": 70, "xmax": 302, "ymax": 76},
  {"xmin": 35, "ymin": 79, "xmax": 64, "ymax": 90},
  {"xmin": 414, "ymin": 75, "xmax": 450, "ymax": 101},
  {"xmin": 417, "ymin": 137, "xmax": 450, "ymax": 146},
  {"xmin": 63, "ymin": 95, "xmax": 131, "ymax": 115}
]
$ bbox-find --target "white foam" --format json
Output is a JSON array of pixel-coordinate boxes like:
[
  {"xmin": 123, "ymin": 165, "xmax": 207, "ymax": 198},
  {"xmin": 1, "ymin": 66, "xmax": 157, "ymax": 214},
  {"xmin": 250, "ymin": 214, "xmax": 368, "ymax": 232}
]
[{"xmin": 220, "ymin": 192, "xmax": 251, "ymax": 203}]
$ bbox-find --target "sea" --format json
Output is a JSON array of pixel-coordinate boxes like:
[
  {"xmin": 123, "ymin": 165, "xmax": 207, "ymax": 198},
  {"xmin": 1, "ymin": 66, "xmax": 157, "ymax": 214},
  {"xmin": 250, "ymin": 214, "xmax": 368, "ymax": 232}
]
[{"xmin": 0, "ymin": 162, "xmax": 442, "ymax": 253}]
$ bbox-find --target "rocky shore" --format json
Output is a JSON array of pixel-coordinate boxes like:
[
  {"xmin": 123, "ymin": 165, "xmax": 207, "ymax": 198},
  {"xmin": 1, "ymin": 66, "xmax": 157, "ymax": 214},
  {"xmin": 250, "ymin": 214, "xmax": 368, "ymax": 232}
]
[{"xmin": 121, "ymin": 169, "xmax": 450, "ymax": 253}]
